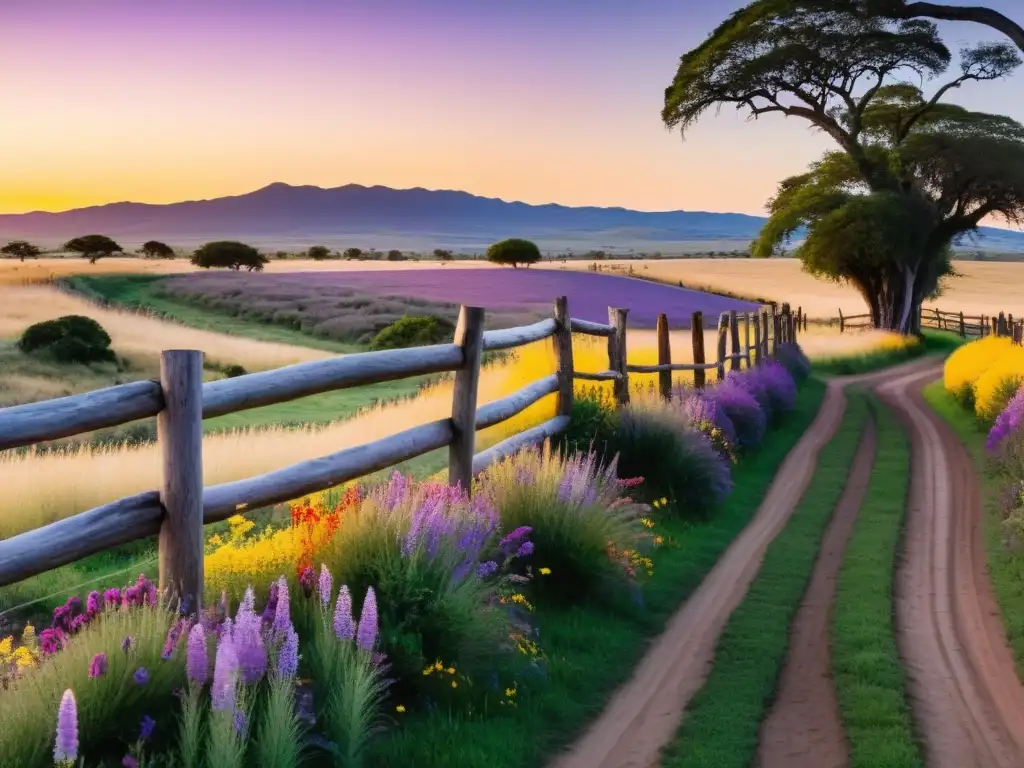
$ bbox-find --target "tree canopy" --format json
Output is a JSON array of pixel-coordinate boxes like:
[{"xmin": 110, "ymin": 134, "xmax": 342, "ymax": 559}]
[
  {"xmin": 343, "ymin": 247, "xmax": 363, "ymax": 260},
  {"xmin": 1, "ymin": 240, "xmax": 41, "ymax": 261},
  {"xmin": 485, "ymin": 239, "xmax": 541, "ymax": 268},
  {"xmin": 190, "ymin": 241, "xmax": 269, "ymax": 271},
  {"xmin": 663, "ymin": 2, "xmax": 1024, "ymax": 332},
  {"xmin": 138, "ymin": 240, "xmax": 175, "ymax": 259},
  {"xmin": 64, "ymin": 235, "xmax": 122, "ymax": 264},
  {"xmin": 307, "ymin": 245, "xmax": 331, "ymax": 260}
]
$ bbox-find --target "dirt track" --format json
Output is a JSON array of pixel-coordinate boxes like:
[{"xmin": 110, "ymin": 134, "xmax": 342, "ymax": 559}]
[
  {"xmin": 551, "ymin": 356, "xmax": 1024, "ymax": 768},
  {"xmin": 877, "ymin": 364, "xmax": 1024, "ymax": 768},
  {"xmin": 754, "ymin": 420, "xmax": 876, "ymax": 768}
]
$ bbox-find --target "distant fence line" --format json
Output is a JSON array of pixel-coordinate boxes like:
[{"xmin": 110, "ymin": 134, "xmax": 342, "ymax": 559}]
[
  {"xmin": 0, "ymin": 298, "xmax": 800, "ymax": 609},
  {"xmin": 834, "ymin": 306, "xmax": 1024, "ymax": 343}
]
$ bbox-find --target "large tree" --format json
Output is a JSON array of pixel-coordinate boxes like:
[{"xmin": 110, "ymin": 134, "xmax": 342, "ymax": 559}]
[
  {"xmin": 64, "ymin": 235, "xmax": 122, "ymax": 264},
  {"xmin": 663, "ymin": 3, "xmax": 1024, "ymax": 332},
  {"xmin": 1, "ymin": 240, "xmax": 41, "ymax": 261}
]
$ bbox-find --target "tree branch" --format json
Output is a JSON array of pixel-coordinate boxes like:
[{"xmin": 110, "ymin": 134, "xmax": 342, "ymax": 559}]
[
  {"xmin": 902, "ymin": 2, "xmax": 1024, "ymax": 54},
  {"xmin": 897, "ymin": 73, "xmax": 972, "ymax": 142}
]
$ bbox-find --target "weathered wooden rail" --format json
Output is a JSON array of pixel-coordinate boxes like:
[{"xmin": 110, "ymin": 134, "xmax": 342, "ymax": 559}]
[
  {"xmin": 0, "ymin": 297, "xmax": 797, "ymax": 607},
  {"xmin": 834, "ymin": 305, "xmax": 1022, "ymax": 342}
]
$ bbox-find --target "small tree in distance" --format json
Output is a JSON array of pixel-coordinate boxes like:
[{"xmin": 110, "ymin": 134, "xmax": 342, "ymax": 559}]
[
  {"xmin": 343, "ymin": 247, "xmax": 363, "ymax": 260},
  {"xmin": 307, "ymin": 245, "xmax": 331, "ymax": 261},
  {"xmin": 190, "ymin": 241, "xmax": 268, "ymax": 271},
  {"xmin": 485, "ymin": 238, "xmax": 541, "ymax": 268},
  {"xmin": 433, "ymin": 249, "xmax": 454, "ymax": 261},
  {"xmin": 386, "ymin": 249, "xmax": 406, "ymax": 261},
  {"xmin": 1, "ymin": 240, "xmax": 41, "ymax": 261},
  {"xmin": 64, "ymin": 235, "xmax": 122, "ymax": 264},
  {"xmin": 137, "ymin": 240, "xmax": 175, "ymax": 259}
]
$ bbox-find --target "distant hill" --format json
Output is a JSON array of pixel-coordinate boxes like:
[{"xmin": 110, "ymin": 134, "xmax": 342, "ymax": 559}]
[{"xmin": 1, "ymin": 182, "xmax": 1022, "ymax": 253}]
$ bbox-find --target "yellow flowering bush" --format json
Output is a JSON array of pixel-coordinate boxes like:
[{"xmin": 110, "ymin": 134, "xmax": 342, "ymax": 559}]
[
  {"xmin": 974, "ymin": 345, "xmax": 1024, "ymax": 421},
  {"xmin": 944, "ymin": 336, "xmax": 1017, "ymax": 405}
]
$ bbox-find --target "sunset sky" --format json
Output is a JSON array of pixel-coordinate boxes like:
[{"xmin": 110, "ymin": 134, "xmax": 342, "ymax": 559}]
[{"xmin": 2, "ymin": 0, "xmax": 1022, "ymax": 217}]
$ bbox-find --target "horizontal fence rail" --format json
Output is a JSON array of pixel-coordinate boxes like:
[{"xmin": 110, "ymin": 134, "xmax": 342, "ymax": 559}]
[{"xmin": 0, "ymin": 296, "xmax": 799, "ymax": 596}]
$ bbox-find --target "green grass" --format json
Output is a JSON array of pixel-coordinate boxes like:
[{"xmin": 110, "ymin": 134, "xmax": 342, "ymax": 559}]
[
  {"xmin": 813, "ymin": 330, "xmax": 964, "ymax": 376},
  {"xmin": 661, "ymin": 390, "xmax": 870, "ymax": 768},
  {"xmin": 831, "ymin": 397, "xmax": 923, "ymax": 768},
  {"xmin": 65, "ymin": 274, "xmax": 356, "ymax": 353},
  {"xmin": 369, "ymin": 378, "xmax": 827, "ymax": 768},
  {"xmin": 923, "ymin": 381, "xmax": 1024, "ymax": 679}
]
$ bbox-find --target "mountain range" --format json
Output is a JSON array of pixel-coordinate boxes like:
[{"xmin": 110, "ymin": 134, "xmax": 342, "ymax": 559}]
[{"xmin": 2, "ymin": 182, "xmax": 1022, "ymax": 253}]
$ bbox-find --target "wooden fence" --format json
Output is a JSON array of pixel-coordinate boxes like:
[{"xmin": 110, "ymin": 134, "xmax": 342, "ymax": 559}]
[
  {"xmin": 0, "ymin": 298, "xmax": 798, "ymax": 608},
  {"xmin": 835, "ymin": 306, "xmax": 1023, "ymax": 342}
]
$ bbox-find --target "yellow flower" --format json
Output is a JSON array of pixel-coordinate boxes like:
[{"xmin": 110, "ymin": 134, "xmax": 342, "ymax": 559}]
[
  {"xmin": 654, "ymin": 536, "xmax": 664, "ymax": 547},
  {"xmin": 451, "ymin": 681, "xmax": 458, "ymax": 689},
  {"xmin": 0, "ymin": 636, "xmax": 12, "ymax": 660},
  {"xmin": 12, "ymin": 647, "xmax": 35, "ymax": 668},
  {"xmin": 505, "ymin": 687, "xmax": 516, "ymax": 697},
  {"xmin": 539, "ymin": 567, "xmax": 551, "ymax": 576},
  {"xmin": 434, "ymin": 661, "xmax": 443, "ymax": 671},
  {"xmin": 207, "ymin": 534, "xmax": 223, "ymax": 547},
  {"xmin": 395, "ymin": 705, "xmax": 406, "ymax": 713},
  {"xmin": 22, "ymin": 624, "xmax": 35, "ymax": 646},
  {"xmin": 446, "ymin": 667, "xmax": 456, "ymax": 675},
  {"xmin": 423, "ymin": 668, "xmax": 432, "ymax": 676}
]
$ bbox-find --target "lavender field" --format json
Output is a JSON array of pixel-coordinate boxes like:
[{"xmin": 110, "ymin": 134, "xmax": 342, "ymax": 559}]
[{"xmin": 160, "ymin": 268, "xmax": 757, "ymax": 343}]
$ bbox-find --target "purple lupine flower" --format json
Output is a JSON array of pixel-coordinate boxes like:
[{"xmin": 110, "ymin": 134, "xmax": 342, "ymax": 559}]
[
  {"xmin": 233, "ymin": 710, "xmax": 248, "ymax": 735},
  {"xmin": 727, "ymin": 368, "xmax": 774, "ymax": 424},
  {"xmin": 139, "ymin": 715, "xmax": 156, "ymax": 741},
  {"xmin": 103, "ymin": 588, "xmax": 122, "ymax": 607},
  {"xmin": 261, "ymin": 583, "xmax": 279, "ymax": 628},
  {"xmin": 499, "ymin": 526, "xmax": 532, "ymax": 556},
  {"xmin": 52, "ymin": 605, "xmax": 73, "ymax": 633},
  {"xmin": 122, "ymin": 756, "xmax": 139, "ymax": 768},
  {"xmin": 333, "ymin": 585, "xmax": 355, "ymax": 641},
  {"xmin": 88, "ymin": 652, "xmax": 108, "ymax": 678},
  {"xmin": 239, "ymin": 586, "xmax": 255, "ymax": 617},
  {"xmin": 318, "ymin": 564, "xmax": 333, "ymax": 607},
  {"xmin": 53, "ymin": 689, "xmax": 78, "ymax": 766},
  {"xmin": 40, "ymin": 628, "xmax": 65, "ymax": 656},
  {"xmin": 988, "ymin": 386, "xmax": 1024, "ymax": 452},
  {"xmin": 515, "ymin": 541, "xmax": 534, "ymax": 558},
  {"xmin": 186, "ymin": 623, "xmax": 209, "ymax": 685},
  {"xmin": 211, "ymin": 630, "xmax": 239, "ymax": 712},
  {"xmin": 121, "ymin": 635, "xmax": 134, "ymax": 654},
  {"xmin": 233, "ymin": 594, "xmax": 267, "ymax": 686},
  {"xmin": 675, "ymin": 388, "xmax": 737, "ymax": 449},
  {"xmin": 69, "ymin": 615, "xmax": 89, "ymax": 634},
  {"xmin": 133, "ymin": 666, "xmax": 149, "ymax": 685},
  {"xmin": 356, "ymin": 587, "xmax": 378, "ymax": 652},
  {"xmin": 299, "ymin": 566, "xmax": 315, "ymax": 598},
  {"xmin": 162, "ymin": 618, "xmax": 190, "ymax": 660},
  {"xmin": 273, "ymin": 577, "xmax": 291, "ymax": 633},
  {"xmin": 278, "ymin": 624, "xmax": 299, "ymax": 680},
  {"xmin": 476, "ymin": 560, "xmax": 499, "ymax": 578},
  {"xmin": 86, "ymin": 591, "xmax": 103, "ymax": 618}
]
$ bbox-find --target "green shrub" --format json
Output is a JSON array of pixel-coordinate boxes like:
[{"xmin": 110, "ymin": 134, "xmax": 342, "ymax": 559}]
[
  {"xmin": 18, "ymin": 315, "xmax": 116, "ymax": 364},
  {"xmin": 369, "ymin": 315, "xmax": 455, "ymax": 350},
  {"xmin": 485, "ymin": 238, "xmax": 541, "ymax": 268},
  {"xmin": 477, "ymin": 444, "xmax": 651, "ymax": 605},
  {"xmin": 223, "ymin": 364, "xmax": 247, "ymax": 378},
  {"xmin": 611, "ymin": 402, "xmax": 733, "ymax": 521},
  {"xmin": 555, "ymin": 388, "xmax": 618, "ymax": 459}
]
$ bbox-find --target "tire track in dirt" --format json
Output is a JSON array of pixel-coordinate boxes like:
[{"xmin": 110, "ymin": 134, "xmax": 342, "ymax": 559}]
[
  {"xmin": 754, "ymin": 419, "xmax": 877, "ymax": 768},
  {"xmin": 549, "ymin": 358, "xmax": 941, "ymax": 768},
  {"xmin": 877, "ymin": 364, "xmax": 1024, "ymax": 768}
]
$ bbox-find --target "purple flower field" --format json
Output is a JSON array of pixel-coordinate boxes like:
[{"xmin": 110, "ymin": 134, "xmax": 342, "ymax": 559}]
[{"xmin": 163, "ymin": 268, "xmax": 758, "ymax": 333}]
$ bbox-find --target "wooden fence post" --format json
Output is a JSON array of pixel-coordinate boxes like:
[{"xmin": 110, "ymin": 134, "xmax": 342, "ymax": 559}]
[
  {"xmin": 772, "ymin": 311, "xmax": 781, "ymax": 355},
  {"xmin": 743, "ymin": 312, "xmax": 753, "ymax": 367},
  {"xmin": 959, "ymin": 311, "xmax": 966, "ymax": 338},
  {"xmin": 553, "ymin": 296, "xmax": 574, "ymax": 417},
  {"xmin": 762, "ymin": 308, "xmax": 771, "ymax": 359},
  {"xmin": 609, "ymin": 308, "xmax": 629, "ymax": 407},
  {"xmin": 993, "ymin": 316, "xmax": 1000, "ymax": 336},
  {"xmin": 729, "ymin": 309, "xmax": 741, "ymax": 372},
  {"xmin": 753, "ymin": 311, "xmax": 763, "ymax": 366},
  {"xmin": 656, "ymin": 313, "xmax": 672, "ymax": 401},
  {"xmin": 716, "ymin": 312, "xmax": 728, "ymax": 380},
  {"xmin": 448, "ymin": 305, "xmax": 485, "ymax": 493},
  {"xmin": 691, "ymin": 311, "xmax": 706, "ymax": 389},
  {"xmin": 838, "ymin": 308, "xmax": 845, "ymax": 333},
  {"xmin": 158, "ymin": 350, "xmax": 205, "ymax": 612}
]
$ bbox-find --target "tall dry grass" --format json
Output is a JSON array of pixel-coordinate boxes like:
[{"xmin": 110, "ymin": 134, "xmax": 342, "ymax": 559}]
[
  {"xmin": 0, "ymin": 283, "xmax": 330, "ymax": 370},
  {"xmin": 550, "ymin": 258, "xmax": 1024, "ymax": 320},
  {"xmin": 0, "ymin": 325, "xmax": 897, "ymax": 539}
]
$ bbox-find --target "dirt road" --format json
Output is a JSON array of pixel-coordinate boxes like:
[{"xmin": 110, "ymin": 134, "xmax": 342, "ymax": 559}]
[
  {"xmin": 754, "ymin": 421, "xmax": 876, "ymax": 768},
  {"xmin": 877, "ymin": 364, "xmax": 1024, "ymax": 768}
]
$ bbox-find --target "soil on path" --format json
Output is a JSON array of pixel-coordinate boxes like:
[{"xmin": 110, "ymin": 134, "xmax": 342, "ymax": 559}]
[
  {"xmin": 547, "ymin": 356, "xmax": 939, "ymax": 768},
  {"xmin": 754, "ymin": 420, "xmax": 877, "ymax": 768},
  {"xmin": 877, "ymin": 365, "xmax": 1024, "ymax": 768}
]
